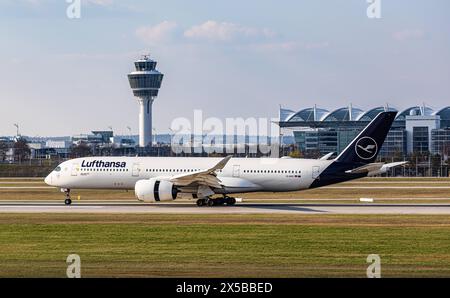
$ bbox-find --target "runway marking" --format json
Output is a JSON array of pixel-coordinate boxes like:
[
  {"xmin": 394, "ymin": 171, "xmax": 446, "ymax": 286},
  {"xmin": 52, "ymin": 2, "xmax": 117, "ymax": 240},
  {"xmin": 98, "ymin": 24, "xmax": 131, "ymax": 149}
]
[
  {"xmin": 0, "ymin": 187, "xmax": 54, "ymax": 189},
  {"xmin": 1, "ymin": 202, "xmax": 450, "ymax": 214},
  {"xmin": 344, "ymin": 181, "xmax": 450, "ymax": 184},
  {"xmin": 3, "ymin": 186, "xmax": 450, "ymax": 191},
  {"xmin": 0, "ymin": 206, "xmax": 103, "ymax": 209},
  {"xmin": 0, "ymin": 182, "xmax": 46, "ymax": 184},
  {"xmin": 324, "ymin": 186, "xmax": 450, "ymax": 189},
  {"xmin": 0, "ymin": 178, "xmax": 44, "ymax": 180}
]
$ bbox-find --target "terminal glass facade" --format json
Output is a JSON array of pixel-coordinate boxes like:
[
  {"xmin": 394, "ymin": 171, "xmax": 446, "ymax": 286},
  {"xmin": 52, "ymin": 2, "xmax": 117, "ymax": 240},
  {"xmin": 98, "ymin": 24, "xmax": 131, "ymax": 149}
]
[
  {"xmin": 379, "ymin": 129, "xmax": 407, "ymax": 157},
  {"xmin": 412, "ymin": 127, "xmax": 429, "ymax": 153},
  {"xmin": 283, "ymin": 106, "xmax": 450, "ymax": 158},
  {"xmin": 431, "ymin": 129, "xmax": 450, "ymax": 155}
]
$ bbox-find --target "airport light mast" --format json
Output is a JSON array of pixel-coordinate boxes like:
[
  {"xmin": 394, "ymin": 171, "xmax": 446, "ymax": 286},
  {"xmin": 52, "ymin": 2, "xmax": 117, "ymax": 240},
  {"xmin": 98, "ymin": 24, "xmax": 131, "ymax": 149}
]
[{"xmin": 127, "ymin": 55, "xmax": 164, "ymax": 147}]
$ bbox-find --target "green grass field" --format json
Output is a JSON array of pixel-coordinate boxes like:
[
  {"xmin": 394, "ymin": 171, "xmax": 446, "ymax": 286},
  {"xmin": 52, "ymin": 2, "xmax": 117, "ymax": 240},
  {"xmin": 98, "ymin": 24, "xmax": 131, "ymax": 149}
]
[
  {"xmin": 1, "ymin": 177, "xmax": 450, "ymax": 277},
  {"xmin": 1, "ymin": 213, "xmax": 450, "ymax": 277}
]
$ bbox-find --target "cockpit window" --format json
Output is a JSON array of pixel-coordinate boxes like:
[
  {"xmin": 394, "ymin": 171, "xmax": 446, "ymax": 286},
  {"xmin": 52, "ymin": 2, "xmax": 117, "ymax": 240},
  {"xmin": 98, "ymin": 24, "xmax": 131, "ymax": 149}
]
[{"xmin": 54, "ymin": 166, "xmax": 61, "ymax": 172}]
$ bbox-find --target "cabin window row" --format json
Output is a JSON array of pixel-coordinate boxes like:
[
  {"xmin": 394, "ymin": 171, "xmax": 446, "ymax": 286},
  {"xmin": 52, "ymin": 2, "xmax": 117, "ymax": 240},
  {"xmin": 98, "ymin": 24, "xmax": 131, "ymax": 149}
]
[
  {"xmin": 243, "ymin": 170, "xmax": 301, "ymax": 174},
  {"xmin": 145, "ymin": 169, "xmax": 223, "ymax": 173},
  {"xmin": 81, "ymin": 168, "xmax": 129, "ymax": 172}
]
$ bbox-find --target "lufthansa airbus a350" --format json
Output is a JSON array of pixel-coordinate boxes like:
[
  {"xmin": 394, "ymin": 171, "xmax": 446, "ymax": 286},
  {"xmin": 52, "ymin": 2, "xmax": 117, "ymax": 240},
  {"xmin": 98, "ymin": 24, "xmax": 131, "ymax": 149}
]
[{"xmin": 45, "ymin": 112, "xmax": 405, "ymax": 206}]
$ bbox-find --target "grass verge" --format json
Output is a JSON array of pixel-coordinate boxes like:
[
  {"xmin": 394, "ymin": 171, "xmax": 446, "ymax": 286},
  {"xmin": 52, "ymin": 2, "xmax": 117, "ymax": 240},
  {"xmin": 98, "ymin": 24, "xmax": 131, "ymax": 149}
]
[{"xmin": 0, "ymin": 213, "xmax": 450, "ymax": 277}]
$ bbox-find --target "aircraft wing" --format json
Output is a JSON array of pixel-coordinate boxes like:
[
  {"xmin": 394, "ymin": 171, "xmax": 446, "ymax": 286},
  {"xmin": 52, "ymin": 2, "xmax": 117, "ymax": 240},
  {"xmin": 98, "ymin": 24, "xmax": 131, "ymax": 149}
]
[{"xmin": 169, "ymin": 155, "xmax": 232, "ymax": 188}]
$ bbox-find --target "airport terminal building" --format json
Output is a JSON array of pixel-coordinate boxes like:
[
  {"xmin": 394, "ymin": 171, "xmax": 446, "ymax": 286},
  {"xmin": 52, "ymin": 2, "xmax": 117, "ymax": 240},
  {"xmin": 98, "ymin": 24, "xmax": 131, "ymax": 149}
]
[{"xmin": 279, "ymin": 105, "xmax": 450, "ymax": 159}]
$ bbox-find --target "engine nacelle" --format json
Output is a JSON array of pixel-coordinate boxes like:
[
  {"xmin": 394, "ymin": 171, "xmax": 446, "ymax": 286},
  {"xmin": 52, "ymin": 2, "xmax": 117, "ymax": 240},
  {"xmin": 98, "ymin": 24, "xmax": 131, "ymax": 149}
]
[{"xmin": 135, "ymin": 178, "xmax": 178, "ymax": 202}]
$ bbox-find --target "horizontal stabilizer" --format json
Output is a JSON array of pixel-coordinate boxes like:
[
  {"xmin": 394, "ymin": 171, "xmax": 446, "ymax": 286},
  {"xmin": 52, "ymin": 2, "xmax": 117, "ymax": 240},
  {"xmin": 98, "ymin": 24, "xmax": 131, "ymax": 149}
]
[
  {"xmin": 345, "ymin": 163, "xmax": 385, "ymax": 174},
  {"xmin": 346, "ymin": 161, "xmax": 409, "ymax": 176},
  {"xmin": 319, "ymin": 152, "xmax": 335, "ymax": 160},
  {"xmin": 381, "ymin": 161, "xmax": 408, "ymax": 171}
]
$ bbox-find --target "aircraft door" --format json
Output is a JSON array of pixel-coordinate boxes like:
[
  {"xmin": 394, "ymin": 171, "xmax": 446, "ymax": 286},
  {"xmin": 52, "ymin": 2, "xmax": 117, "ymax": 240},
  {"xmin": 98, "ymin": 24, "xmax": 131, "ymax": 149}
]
[
  {"xmin": 132, "ymin": 163, "xmax": 141, "ymax": 177},
  {"xmin": 312, "ymin": 166, "xmax": 320, "ymax": 179},
  {"xmin": 232, "ymin": 165, "xmax": 240, "ymax": 177},
  {"xmin": 71, "ymin": 163, "xmax": 79, "ymax": 176}
]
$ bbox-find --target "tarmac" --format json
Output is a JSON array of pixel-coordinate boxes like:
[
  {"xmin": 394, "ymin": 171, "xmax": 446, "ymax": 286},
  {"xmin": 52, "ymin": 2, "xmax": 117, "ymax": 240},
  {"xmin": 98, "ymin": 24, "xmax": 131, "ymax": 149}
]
[{"xmin": 1, "ymin": 201, "xmax": 450, "ymax": 214}]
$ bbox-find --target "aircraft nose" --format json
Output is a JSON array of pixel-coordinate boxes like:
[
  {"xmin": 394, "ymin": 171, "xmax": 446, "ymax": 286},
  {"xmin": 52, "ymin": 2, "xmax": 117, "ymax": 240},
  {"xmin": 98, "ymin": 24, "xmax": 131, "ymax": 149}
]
[{"xmin": 44, "ymin": 174, "xmax": 52, "ymax": 186}]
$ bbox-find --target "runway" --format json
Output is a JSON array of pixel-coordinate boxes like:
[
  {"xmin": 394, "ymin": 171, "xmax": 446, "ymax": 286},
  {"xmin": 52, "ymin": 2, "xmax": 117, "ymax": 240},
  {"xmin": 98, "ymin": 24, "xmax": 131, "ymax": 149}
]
[{"xmin": 1, "ymin": 201, "xmax": 450, "ymax": 214}]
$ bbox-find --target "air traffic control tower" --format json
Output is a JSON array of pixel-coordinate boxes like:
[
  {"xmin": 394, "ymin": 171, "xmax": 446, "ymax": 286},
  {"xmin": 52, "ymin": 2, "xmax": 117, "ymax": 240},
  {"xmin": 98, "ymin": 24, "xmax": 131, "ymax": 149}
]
[{"xmin": 127, "ymin": 55, "xmax": 164, "ymax": 147}]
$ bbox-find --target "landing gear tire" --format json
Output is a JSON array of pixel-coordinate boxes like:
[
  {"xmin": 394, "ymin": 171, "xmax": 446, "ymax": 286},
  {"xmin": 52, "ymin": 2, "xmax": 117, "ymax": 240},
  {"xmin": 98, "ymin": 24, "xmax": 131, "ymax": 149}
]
[
  {"xmin": 62, "ymin": 188, "xmax": 72, "ymax": 205},
  {"xmin": 196, "ymin": 197, "xmax": 236, "ymax": 207},
  {"xmin": 226, "ymin": 197, "xmax": 236, "ymax": 206}
]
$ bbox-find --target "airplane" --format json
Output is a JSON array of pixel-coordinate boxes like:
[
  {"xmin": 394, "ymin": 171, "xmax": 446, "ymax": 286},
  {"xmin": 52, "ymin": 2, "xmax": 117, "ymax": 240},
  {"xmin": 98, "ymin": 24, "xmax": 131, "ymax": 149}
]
[{"xmin": 45, "ymin": 111, "xmax": 406, "ymax": 207}]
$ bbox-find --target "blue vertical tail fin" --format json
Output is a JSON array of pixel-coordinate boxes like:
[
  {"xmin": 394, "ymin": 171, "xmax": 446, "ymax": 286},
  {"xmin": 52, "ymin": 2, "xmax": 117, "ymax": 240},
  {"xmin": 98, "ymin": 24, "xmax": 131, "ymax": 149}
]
[
  {"xmin": 309, "ymin": 111, "xmax": 398, "ymax": 189},
  {"xmin": 335, "ymin": 111, "xmax": 397, "ymax": 164}
]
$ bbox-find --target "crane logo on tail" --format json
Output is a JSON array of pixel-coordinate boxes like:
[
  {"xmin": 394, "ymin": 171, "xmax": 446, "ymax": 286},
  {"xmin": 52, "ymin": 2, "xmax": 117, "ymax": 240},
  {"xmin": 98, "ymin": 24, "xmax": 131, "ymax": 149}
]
[{"xmin": 355, "ymin": 137, "xmax": 378, "ymax": 160}]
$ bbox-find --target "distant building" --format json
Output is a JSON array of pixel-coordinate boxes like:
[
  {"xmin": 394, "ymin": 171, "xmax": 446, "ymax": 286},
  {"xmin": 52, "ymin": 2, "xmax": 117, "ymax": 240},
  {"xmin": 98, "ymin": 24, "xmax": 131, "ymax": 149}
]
[
  {"xmin": 113, "ymin": 137, "xmax": 136, "ymax": 148},
  {"xmin": 91, "ymin": 131, "xmax": 114, "ymax": 143},
  {"xmin": 28, "ymin": 142, "xmax": 45, "ymax": 150},
  {"xmin": 405, "ymin": 114, "xmax": 440, "ymax": 154},
  {"xmin": 0, "ymin": 138, "xmax": 15, "ymax": 163},
  {"xmin": 431, "ymin": 128, "xmax": 450, "ymax": 156},
  {"xmin": 279, "ymin": 105, "xmax": 450, "ymax": 158},
  {"xmin": 379, "ymin": 129, "xmax": 407, "ymax": 157},
  {"xmin": 72, "ymin": 131, "xmax": 113, "ymax": 147},
  {"xmin": 45, "ymin": 140, "xmax": 72, "ymax": 149}
]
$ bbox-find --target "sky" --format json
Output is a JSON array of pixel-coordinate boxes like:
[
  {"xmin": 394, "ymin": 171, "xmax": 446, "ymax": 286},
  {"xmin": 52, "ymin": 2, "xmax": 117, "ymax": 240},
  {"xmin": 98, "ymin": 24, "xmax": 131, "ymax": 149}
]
[{"xmin": 0, "ymin": 0, "xmax": 449, "ymax": 136}]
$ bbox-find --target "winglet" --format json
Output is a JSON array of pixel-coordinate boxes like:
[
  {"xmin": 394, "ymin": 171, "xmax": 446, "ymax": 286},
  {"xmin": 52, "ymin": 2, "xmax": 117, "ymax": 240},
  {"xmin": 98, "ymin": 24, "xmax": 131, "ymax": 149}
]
[
  {"xmin": 209, "ymin": 155, "xmax": 233, "ymax": 173},
  {"xmin": 169, "ymin": 155, "xmax": 233, "ymax": 188}
]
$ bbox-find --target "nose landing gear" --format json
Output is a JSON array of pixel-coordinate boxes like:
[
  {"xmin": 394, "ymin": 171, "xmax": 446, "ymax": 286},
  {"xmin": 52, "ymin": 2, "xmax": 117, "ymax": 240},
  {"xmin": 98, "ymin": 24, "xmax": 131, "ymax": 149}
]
[{"xmin": 62, "ymin": 188, "xmax": 72, "ymax": 205}]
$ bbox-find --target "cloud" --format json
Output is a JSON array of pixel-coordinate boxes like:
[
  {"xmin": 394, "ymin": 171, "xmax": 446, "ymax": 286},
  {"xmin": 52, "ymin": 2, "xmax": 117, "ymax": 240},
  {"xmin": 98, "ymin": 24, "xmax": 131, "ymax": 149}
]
[
  {"xmin": 392, "ymin": 29, "xmax": 426, "ymax": 41},
  {"xmin": 252, "ymin": 41, "xmax": 329, "ymax": 52},
  {"xmin": 16, "ymin": 0, "xmax": 114, "ymax": 5},
  {"xmin": 13, "ymin": 0, "xmax": 44, "ymax": 5},
  {"xmin": 85, "ymin": 0, "xmax": 114, "ymax": 5},
  {"xmin": 304, "ymin": 41, "xmax": 330, "ymax": 50},
  {"xmin": 134, "ymin": 20, "xmax": 326, "ymax": 54},
  {"xmin": 254, "ymin": 41, "xmax": 300, "ymax": 52},
  {"xmin": 184, "ymin": 20, "xmax": 275, "ymax": 42},
  {"xmin": 136, "ymin": 21, "xmax": 178, "ymax": 45}
]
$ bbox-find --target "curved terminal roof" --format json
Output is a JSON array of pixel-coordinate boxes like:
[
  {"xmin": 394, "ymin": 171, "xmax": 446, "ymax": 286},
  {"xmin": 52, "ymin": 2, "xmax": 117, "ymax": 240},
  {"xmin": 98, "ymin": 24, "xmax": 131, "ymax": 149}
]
[
  {"xmin": 282, "ymin": 105, "xmax": 445, "ymax": 122},
  {"xmin": 322, "ymin": 107, "xmax": 364, "ymax": 122},
  {"xmin": 433, "ymin": 106, "xmax": 450, "ymax": 119},
  {"xmin": 356, "ymin": 107, "xmax": 398, "ymax": 121},
  {"xmin": 279, "ymin": 108, "xmax": 296, "ymax": 122},
  {"xmin": 287, "ymin": 107, "xmax": 329, "ymax": 122}
]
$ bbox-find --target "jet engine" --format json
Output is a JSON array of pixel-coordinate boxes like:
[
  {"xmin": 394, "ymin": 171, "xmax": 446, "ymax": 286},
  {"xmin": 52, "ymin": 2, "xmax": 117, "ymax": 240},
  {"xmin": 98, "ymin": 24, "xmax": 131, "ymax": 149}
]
[{"xmin": 135, "ymin": 178, "xmax": 178, "ymax": 202}]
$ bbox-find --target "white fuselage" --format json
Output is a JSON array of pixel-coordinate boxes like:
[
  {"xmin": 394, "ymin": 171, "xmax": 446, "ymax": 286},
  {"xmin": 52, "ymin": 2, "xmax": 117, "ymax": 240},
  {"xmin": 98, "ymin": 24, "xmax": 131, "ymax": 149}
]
[{"xmin": 45, "ymin": 156, "xmax": 334, "ymax": 194}]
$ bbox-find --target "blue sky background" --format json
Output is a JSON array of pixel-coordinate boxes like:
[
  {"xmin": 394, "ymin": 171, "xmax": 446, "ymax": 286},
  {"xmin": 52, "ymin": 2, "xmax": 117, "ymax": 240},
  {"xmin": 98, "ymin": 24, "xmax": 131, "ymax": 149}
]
[{"xmin": 0, "ymin": 0, "xmax": 449, "ymax": 136}]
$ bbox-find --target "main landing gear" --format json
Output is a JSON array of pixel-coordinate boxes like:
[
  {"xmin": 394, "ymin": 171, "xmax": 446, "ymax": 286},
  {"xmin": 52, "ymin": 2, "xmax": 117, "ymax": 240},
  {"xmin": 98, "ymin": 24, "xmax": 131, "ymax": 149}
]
[
  {"xmin": 196, "ymin": 196, "xmax": 236, "ymax": 207},
  {"xmin": 62, "ymin": 188, "xmax": 72, "ymax": 205}
]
